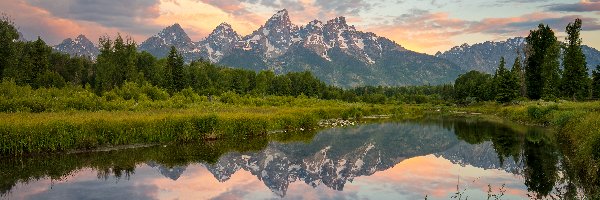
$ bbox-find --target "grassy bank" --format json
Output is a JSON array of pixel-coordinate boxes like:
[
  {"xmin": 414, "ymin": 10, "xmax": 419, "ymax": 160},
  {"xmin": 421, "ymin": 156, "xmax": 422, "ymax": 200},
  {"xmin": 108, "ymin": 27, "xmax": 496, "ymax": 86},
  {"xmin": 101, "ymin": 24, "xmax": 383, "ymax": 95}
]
[
  {"xmin": 0, "ymin": 100, "xmax": 426, "ymax": 156},
  {"xmin": 451, "ymin": 101, "xmax": 600, "ymax": 197},
  {"xmin": 0, "ymin": 80, "xmax": 431, "ymax": 156}
]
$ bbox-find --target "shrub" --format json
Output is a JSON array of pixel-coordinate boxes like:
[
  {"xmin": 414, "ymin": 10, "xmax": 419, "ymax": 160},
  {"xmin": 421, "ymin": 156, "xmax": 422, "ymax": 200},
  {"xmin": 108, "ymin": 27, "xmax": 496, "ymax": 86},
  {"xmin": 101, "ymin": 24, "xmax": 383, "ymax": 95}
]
[
  {"xmin": 141, "ymin": 83, "xmax": 169, "ymax": 101},
  {"xmin": 179, "ymin": 87, "xmax": 202, "ymax": 103},
  {"xmin": 115, "ymin": 81, "xmax": 143, "ymax": 101},
  {"xmin": 219, "ymin": 91, "xmax": 240, "ymax": 104}
]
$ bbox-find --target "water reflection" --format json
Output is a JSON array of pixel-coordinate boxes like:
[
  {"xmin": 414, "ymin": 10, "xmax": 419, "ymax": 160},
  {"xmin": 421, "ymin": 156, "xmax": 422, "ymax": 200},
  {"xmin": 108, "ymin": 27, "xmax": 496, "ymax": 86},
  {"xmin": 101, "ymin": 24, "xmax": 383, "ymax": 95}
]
[{"xmin": 0, "ymin": 117, "xmax": 585, "ymax": 199}]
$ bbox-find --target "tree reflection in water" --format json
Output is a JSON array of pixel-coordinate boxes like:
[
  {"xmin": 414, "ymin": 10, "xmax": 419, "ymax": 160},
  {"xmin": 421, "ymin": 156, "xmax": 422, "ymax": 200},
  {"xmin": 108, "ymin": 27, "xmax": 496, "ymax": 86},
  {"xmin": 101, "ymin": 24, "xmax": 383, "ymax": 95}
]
[{"xmin": 1, "ymin": 117, "xmax": 597, "ymax": 199}]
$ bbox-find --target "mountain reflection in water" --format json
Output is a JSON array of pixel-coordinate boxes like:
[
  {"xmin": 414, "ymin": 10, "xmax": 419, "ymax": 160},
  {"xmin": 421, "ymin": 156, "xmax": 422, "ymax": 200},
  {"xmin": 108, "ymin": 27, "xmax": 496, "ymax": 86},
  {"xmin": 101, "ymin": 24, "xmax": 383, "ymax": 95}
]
[{"xmin": 1, "ymin": 118, "xmax": 576, "ymax": 199}]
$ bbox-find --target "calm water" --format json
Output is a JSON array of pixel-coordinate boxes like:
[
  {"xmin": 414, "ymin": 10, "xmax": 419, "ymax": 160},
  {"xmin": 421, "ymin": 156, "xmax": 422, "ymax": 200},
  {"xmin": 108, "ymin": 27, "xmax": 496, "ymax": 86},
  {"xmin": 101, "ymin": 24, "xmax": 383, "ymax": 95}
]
[{"xmin": 0, "ymin": 118, "xmax": 579, "ymax": 199}]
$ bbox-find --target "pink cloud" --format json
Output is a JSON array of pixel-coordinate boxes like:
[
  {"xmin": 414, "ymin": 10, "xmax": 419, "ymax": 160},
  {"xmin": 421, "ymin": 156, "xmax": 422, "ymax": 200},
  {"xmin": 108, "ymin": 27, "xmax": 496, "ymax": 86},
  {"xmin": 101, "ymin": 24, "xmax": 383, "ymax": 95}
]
[{"xmin": 1, "ymin": 0, "xmax": 153, "ymax": 45}]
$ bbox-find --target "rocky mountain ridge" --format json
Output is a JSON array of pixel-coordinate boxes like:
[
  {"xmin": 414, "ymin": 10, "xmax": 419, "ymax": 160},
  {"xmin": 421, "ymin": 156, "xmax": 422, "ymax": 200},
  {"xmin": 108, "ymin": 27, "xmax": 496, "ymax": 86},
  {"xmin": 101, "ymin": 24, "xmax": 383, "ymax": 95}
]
[
  {"xmin": 52, "ymin": 9, "xmax": 600, "ymax": 86},
  {"xmin": 53, "ymin": 34, "xmax": 99, "ymax": 60},
  {"xmin": 53, "ymin": 9, "xmax": 461, "ymax": 87},
  {"xmin": 436, "ymin": 37, "xmax": 600, "ymax": 74}
]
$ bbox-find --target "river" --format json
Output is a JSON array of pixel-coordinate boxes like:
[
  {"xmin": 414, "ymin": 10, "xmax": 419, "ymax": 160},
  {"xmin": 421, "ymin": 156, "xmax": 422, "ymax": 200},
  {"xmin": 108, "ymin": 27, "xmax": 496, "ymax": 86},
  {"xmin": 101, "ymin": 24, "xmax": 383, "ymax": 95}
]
[{"xmin": 0, "ymin": 117, "xmax": 580, "ymax": 199}]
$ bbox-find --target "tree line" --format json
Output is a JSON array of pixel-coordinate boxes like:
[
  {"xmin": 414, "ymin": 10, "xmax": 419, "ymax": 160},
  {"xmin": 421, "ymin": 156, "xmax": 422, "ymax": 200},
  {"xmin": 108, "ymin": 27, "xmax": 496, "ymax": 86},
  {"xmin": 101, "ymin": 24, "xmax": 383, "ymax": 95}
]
[
  {"xmin": 1, "ymin": 16, "xmax": 600, "ymax": 105},
  {"xmin": 454, "ymin": 18, "xmax": 600, "ymax": 104}
]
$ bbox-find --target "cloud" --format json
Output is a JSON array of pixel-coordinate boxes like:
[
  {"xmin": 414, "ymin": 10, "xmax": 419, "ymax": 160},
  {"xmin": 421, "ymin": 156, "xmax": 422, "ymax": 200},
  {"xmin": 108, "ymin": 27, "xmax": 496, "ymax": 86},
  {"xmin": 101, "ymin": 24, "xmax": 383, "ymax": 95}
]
[
  {"xmin": 546, "ymin": 0, "xmax": 600, "ymax": 12},
  {"xmin": 365, "ymin": 9, "xmax": 471, "ymax": 53},
  {"xmin": 367, "ymin": 9, "xmax": 600, "ymax": 53},
  {"xmin": 155, "ymin": 0, "xmax": 269, "ymax": 40},
  {"xmin": 470, "ymin": 13, "xmax": 600, "ymax": 34},
  {"xmin": 497, "ymin": 0, "xmax": 550, "ymax": 3},
  {"xmin": 26, "ymin": 0, "xmax": 163, "ymax": 35},
  {"xmin": 0, "ymin": 0, "xmax": 142, "ymax": 45},
  {"xmin": 314, "ymin": 0, "xmax": 374, "ymax": 15},
  {"xmin": 195, "ymin": 0, "xmax": 251, "ymax": 15},
  {"xmin": 240, "ymin": 0, "xmax": 306, "ymax": 10}
]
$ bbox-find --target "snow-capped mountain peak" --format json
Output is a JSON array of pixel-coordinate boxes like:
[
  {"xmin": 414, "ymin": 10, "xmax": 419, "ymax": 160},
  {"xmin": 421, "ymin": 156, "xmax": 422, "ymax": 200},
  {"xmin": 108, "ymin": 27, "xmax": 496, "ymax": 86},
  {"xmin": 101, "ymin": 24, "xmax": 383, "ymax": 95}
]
[
  {"xmin": 207, "ymin": 23, "xmax": 240, "ymax": 41},
  {"xmin": 53, "ymin": 34, "xmax": 99, "ymax": 60},
  {"xmin": 268, "ymin": 9, "xmax": 291, "ymax": 25},
  {"xmin": 156, "ymin": 23, "xmax": 192, "ymax": 44},
  {"xmin": 196, "ymin": 23, "xmax": 242, "ymax": 62},
  {"xmin": 138, "ymin": 23, "xmax": 197, "ymax": 59},
  {"xmin": 240, "ymin": 9, "xmax": 300, "ymax": 58}
]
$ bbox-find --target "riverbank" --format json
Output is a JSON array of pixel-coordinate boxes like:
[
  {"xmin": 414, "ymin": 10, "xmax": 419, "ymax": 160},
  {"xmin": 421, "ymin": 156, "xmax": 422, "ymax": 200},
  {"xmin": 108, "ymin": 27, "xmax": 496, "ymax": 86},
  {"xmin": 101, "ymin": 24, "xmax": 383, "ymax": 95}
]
[
  {"xmin": 0, "ymin": 100, "xmax": 427, "ymax": 156},
  {"xmin": 450, "ymin": 101, "xmax": 600, "ymax": 197}
]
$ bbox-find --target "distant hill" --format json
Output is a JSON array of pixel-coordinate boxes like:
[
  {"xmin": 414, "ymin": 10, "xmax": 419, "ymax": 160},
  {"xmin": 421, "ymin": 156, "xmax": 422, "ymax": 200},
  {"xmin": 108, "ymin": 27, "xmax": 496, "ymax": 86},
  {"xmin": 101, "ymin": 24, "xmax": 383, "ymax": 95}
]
[{"xmin": 436, "ymin": 37, "xmax": 600, "ymax": 74}]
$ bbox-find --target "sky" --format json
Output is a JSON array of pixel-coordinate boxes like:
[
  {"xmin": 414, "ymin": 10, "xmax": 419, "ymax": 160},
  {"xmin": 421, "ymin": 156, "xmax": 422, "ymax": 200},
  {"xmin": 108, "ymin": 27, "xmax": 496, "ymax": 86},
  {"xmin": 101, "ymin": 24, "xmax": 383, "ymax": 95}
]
[{"xmin": 1, "ymin": 0, "xmax": 600, "ymax": 54}]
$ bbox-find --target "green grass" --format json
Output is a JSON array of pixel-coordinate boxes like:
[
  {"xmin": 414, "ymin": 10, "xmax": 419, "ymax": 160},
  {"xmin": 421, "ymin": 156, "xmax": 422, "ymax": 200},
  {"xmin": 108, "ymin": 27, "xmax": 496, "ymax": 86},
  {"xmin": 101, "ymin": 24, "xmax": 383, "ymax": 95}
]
[
  {"xmin": 0, "ymin": 98, "xmax": 426, "ymax": 156},
  {"xmin": 0, "ymin": 80, "xmax": 436, "ymax": 156}
]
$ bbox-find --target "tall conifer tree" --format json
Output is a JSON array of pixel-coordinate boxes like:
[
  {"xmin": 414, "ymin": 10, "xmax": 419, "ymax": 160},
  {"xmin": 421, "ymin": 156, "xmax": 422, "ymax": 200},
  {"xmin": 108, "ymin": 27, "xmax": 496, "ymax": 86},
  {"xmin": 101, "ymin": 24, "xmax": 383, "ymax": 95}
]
[
  {"xmin": 0, "ymin": 16, "xmax": 19, "ymax": 80},
  {"xmin": 525, "ymin": 24, "xmax": 561, "ymax": 100},
  {"xmin": 30, "ymin": 37, "xmax": 52, "ymax": 87},
  {"xmin": 511, "ymin": 53, "xmax": 526, "ymax": 97},
  {"xmin": 495, "ymin": 57, "xmax": 520, "ymax": 103},
  {"xmin": 561, "ymin": 18, "xmax": 589, "ymax": 100},
  {"xmin": 167, "ymin": 46, "xmax": 184, "ymax": 92},
  {"xmin": 592, "ymin": 65, "xmax": 600, "ymax": 99}
]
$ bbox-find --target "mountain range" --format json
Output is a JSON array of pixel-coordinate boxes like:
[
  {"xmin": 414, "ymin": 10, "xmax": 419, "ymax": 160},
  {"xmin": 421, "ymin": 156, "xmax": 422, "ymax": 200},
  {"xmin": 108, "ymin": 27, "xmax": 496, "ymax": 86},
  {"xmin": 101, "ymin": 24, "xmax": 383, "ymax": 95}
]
[
  {"xmin": 52, "ymin": 9, "xmax": 600, "ymax": 87},
  {"xmin": 436, "ymin": 37, "xmax": 600, "ymax": 74}
]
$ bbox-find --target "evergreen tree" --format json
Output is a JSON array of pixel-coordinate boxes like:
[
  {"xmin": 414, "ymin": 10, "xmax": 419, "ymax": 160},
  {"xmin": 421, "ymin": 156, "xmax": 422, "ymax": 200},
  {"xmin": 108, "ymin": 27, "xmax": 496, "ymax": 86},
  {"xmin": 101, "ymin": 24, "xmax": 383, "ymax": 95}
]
[
  {"xmin": 525, "ymin": 24, "xmax": 561, "ymax": 100},
  {"xmin": 7, "ymin": 39, "xmax": 51, "ymax": 86},
  {"xmin": 0, "ymin": 16, "xmax": 19, "ymax": 80},
  {"xmin": 112, "ymin": 34, "xmax": 140, "ymax": 85},
  {"xmin": 593, "ymin": 65, "xmax": 600, "ymax": 99},
  {"xmin": 511, "ymin": 52, "xmax": 526, "ymax": 97},
  {"xmin": 454, "ymin": 70, "xmax": 494, "ymax": 103},
  {"xmin": 95, "ymin": 36, "xmax": 116, "ymax": 92},
  {"xmin": 167, "ymin": 46, "xmax": 184, "ymax": 92},
  {"xmin": 253, "ymin": 70, "xmax": 275, "ymax": 95},
  {"xmin": 29, "ymin": 37, "xmax": 52, "ymax": 87},
  {"xmin": 561, "ymin": 18, "xmax": 589, "ymax": 100},
  {"xmin": 136, "ymin": 51, "xmax": 157, "ymax": 83},
  {"xmin": 95, "ymin": 35, "xmax": 140, "ymax": 92},
  {"xmin": 495, "ymin": 57, "xmax": 520, "ymax": 103}
]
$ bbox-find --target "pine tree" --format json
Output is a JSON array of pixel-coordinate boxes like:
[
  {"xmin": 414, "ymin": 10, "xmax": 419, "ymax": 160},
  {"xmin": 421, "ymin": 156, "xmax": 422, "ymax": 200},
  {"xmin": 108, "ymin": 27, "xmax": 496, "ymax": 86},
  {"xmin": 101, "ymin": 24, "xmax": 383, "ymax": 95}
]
[
  {"xmin": 167, "ymin": 46, "xmax": 184, "ymax": 92},
  {"xmin": 525, "ymin": 24, "xmax": 561, "ymax": 100},
  {"xmin": 112, "ymin": 34, "xmax": 140, "ymax": 85},
  {"xmin": 94, "ymin": 35, "xmax": 141, "ymax": 92},
  {"xmin": 495, "ymin": 57, "xmax": 520, "ymax": 103},
  {"xmin": 561, "ymin": 18, "xmax": 589, "ymax": 101},
  {"xmin": 95, "ymin": 36, "xmax": 116, "ymax": 92},
  {"xmin": 30, "ymin": 37, "xmax": 52, "ymax": 87},
  {"xmin": 511, "ymin": 52, "xmax": 526, "ymax": 97},
  {"xmin": 593, "ymin": 65, "xmax": 600, "ymax": 99},
  {"xmin": 0, "ymin": 15, "xmax": 20, "ymax": 80}
]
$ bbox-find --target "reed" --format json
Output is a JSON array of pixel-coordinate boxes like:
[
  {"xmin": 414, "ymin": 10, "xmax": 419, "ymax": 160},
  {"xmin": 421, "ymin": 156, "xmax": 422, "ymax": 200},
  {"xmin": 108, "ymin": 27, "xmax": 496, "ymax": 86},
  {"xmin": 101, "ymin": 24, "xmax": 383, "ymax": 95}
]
[{"xmin": 0, "ymin": 102, "xmax": 416, "ymax": 156}]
